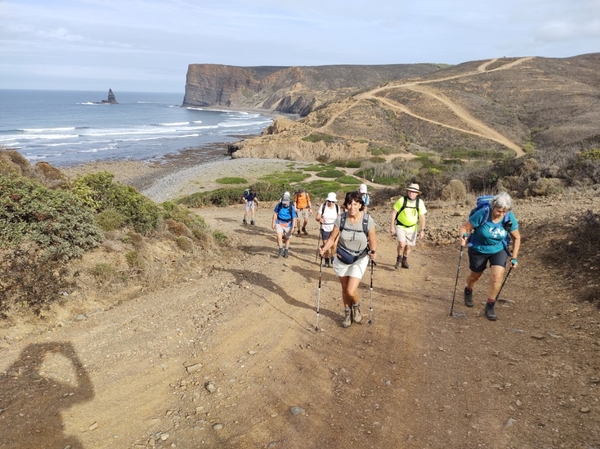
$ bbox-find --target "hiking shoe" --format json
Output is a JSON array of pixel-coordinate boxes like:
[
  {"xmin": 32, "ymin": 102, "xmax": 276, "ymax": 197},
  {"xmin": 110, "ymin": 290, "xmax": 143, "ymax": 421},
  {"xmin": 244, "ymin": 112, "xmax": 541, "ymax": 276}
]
[
  {"xmin": 243, "ymin": 218, "xmax": 247, "ymax": 225},
  {"xmin": 283, "ymin": 248, "xmax": 289, "ymax": 258},
  {"xmin": 250, "ymin": 219, "xmax": 255, "ymax": 225},
  {"xmin": 401, "ymin": 257, "xmax": 409, "ymax": 269},
  {"xmin": 278, "ymin": 247, "xmax": 284, "ymax": 258},
  {"xmin": 485, "ymin": 302, "xmax": 497, "ymax": 321},
  {"xmin": 297, "ymin": 229, "xmax": 301, "ymax": 236},
  {"xmin": 464, "ymin": 287, "xmax": 474, "ymax": 307},
  {"xmin": 352, "ymin": 304, "xmax": 362, "ymax": 324},
  {"xmin": 342, "ymin": 308, "xmax": 352, "ymax": 328},
  {"xmin": 329, "ymin": 258, "xmax": 334, "ymax": 267},
  {"xmin": 302, "ymin": 227, "xmax": 308, "ymax": 235},
  {"xmin": 324, "ymin": 258, "xmax": 330, "ymax": 268},
  {"xmin": 394, "ymin": 255, "xmax": 402, "ymax": 270}
]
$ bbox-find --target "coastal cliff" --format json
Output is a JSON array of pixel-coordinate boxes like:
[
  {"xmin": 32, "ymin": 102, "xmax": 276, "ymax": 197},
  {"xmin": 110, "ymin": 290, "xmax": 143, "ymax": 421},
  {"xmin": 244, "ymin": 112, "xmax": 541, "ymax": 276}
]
[{"xmin": 182, "ymin": 63, "xmax": 442, "ymax": 116}]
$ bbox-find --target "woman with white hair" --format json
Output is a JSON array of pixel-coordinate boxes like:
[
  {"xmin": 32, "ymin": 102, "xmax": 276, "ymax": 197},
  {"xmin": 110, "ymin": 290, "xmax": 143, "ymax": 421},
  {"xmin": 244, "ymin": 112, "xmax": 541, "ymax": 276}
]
[{"xmin": 458, "ymin": 192, "xmax": 521, "ymax": 321}]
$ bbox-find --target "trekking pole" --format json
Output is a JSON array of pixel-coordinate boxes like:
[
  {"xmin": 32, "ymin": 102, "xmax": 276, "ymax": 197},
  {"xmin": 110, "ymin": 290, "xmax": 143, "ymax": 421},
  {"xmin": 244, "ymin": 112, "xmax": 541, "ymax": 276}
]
[
  {"xmin": 495, "ymin": 265, "xmax": 513, "ymax": 301},
  {"xmin": 315, "ymin": 256, "xmax": 323, "ymax": 331},
  {"xmin": 450, "ymin": 244, "xmax": 466, "ymax": 316},
  {"xmin": 368, "ymin": 260, "xmax": 375, "ymax": 325},
  {"xmin": 315, "ymin": 231, "xmax": 321, "ymax": 263}
]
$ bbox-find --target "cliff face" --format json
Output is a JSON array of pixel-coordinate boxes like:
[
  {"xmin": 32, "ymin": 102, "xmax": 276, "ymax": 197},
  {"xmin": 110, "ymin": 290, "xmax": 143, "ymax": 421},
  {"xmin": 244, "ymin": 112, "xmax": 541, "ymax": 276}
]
[{"xmin": 182, "ymin": 63, "xmax": 442, "ymax": 116}]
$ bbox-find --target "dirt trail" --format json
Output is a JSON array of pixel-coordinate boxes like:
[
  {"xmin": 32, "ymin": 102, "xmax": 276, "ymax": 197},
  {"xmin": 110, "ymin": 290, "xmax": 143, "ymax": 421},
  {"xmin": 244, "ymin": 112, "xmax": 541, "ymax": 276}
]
[
  {"xmin": 1, "ymin": 193, "xmax": 599, "ymax": 448},
  {"xmin": 325, "ymin": 58, "xmax": 532, "ymax": 157}
]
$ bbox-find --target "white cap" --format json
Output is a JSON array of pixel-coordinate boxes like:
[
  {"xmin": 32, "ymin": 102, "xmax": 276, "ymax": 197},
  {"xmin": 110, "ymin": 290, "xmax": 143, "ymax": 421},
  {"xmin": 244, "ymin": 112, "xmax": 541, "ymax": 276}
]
[
  {"xmin": 282, "ymin": 191, "xmax": 291, "ymax": 203},
  {"xmin": 326, "ymin": 192, "xmax": 337, "ymax": 202},
  {"xmin": 359, "ymin": 183, "xmax": 367, "ymax": 193}
]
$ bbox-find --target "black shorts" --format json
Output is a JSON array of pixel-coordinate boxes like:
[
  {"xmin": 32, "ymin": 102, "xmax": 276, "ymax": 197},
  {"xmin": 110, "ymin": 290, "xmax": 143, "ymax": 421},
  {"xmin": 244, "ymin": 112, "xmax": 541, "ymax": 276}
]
[
  {"xmin": 320, "ymin": 229, "xmax": 332, "ymax": 241},
  {"xmin": 468, "ymin": 247, "xmax": 509, "ymax": 273}
]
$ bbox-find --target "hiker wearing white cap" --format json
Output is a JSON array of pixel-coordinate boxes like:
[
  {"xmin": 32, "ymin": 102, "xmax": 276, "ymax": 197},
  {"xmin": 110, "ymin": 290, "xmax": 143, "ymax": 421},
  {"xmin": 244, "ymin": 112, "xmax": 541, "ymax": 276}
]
[
  {"xmin": 389, "ymin": 183, "xmax": 427, "ymax": 269},
  {"xmin": 359, "ymin": 184, "xmax": 370, "ymax": 213},
  {"xmin": 316, "ymin": 192, "xmax": 341, "ymax": 267},
  {"xmin": 272, "ymin": 191, "xmax": 298, "ymax": 258}
]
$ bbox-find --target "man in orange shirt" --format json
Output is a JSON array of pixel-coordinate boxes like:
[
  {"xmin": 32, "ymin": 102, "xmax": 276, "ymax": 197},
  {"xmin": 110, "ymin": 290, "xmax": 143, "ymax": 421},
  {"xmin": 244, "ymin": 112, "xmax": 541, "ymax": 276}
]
[{"xmin": 294, "ymin": 187, "xmax": 313, "ymax": 235}]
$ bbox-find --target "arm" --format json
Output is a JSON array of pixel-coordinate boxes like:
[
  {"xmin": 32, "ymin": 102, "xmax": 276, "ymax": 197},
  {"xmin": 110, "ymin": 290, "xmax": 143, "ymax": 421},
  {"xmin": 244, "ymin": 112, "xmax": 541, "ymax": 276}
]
[
  {"xmin": 458, "ymin": 220, "xmax": 474, "ymax": 247},
  {"xmin": 389, "ymin": 209, "xmax": 398, "ymax": 234},
  {"xmin": 319, "ymin": 226, "xmax": 340, "ymax": 256},
  {"xmin": 509, "ymin": 229, "xmax": 521, "ymax": 267},
  {"xmin": 271, "ymin": 212, "xmax": 277, "ymax": 230},
  {"xmin": 367, "ymin": 227, "xmax": 377, "ymax": 261},
  {"xmin": 418, "ymin": 213, "xmax": 426, "ymax": 239}
]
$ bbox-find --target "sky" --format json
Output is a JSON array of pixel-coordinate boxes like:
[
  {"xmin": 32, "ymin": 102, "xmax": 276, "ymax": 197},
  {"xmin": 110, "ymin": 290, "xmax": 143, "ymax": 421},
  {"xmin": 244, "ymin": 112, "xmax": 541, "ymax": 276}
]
[{"xmin": 1, "ymin": 0, "xmax": 599, "ymax": 93}]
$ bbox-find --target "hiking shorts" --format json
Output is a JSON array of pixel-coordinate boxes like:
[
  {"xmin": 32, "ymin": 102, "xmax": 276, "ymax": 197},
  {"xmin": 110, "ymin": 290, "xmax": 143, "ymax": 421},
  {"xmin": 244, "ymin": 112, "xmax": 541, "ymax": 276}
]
[
  {"xmin": 244, "ymin": 201, "xmax": 255, "ymax": 213},
  {"xmin": 320, "ymin": 229, "xmax": 332, "ymax": 241},
  {"xmin": 468, "ymin": 248, "xmax": 509, "ymax": 273},
  {"xmin": 297, "ymin": 208, "xmax": 310, "ymax": 220},
  {"xmin": 395, "ymin": 226, "xmax": 418, "ymax": 246},
  {"xmin": 275, "ymin": 223, "xmax": 293, "ymax": 240},
  {"xmin": 333, "ymin": 254, "xmax": 369, "ymax": 279}
]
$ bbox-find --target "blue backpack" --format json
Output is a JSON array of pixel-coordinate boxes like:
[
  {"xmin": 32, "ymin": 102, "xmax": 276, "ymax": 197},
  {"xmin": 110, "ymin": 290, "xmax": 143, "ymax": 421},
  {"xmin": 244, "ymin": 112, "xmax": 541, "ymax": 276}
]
[{"xmin": 468, "ymin": 195, "xmax": 512, "ymax": 250}]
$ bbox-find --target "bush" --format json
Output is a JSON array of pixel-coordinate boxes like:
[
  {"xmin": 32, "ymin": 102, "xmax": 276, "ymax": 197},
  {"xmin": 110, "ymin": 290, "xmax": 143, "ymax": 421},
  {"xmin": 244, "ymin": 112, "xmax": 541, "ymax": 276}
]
[
  {"xmin": 301, "ymin": 133, "xmax": 337, "ymax": 144},
  {"xmin": 0, "ymin": 173, "xmax": 103, "ymax": 260},
  {"xmin": 215, "ymin": 177, "xmax": 248, "ymax": 184},
  {"xmin": 95, "ymin": 208, "xmax": 126, "ymax": 231},
  {"xmin": 440, "ymin": 179, "xmax": 467, "ymax": 201},
  {"xmin": 0, "ymin": 244, "xmax": 72, "ymax": 317},
  {"xmin": 71, "ymin": 172, "xmax": 161, "ymax": 235},
  {"xmin": 316, "ymin": 169, "xmax": 346, "ymax": 178}
]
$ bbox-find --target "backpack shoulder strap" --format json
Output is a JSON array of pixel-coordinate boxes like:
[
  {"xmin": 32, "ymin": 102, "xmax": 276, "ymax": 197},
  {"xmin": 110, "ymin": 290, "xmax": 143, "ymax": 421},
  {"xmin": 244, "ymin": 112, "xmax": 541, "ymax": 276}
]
[
  {"xmin": 395, "ymin": 196, "xmax": 408, "ymax": 223},
  {"xmin": 336, "ymin": 204, "xmax": 340, "ymax": 214},
  {"xmin": 339, "ymin": 212, "xmax": 347, "ymax": 232},
  {"xmin": 362, "ymin": 213, "xmax": 370, "ymax": 234}
]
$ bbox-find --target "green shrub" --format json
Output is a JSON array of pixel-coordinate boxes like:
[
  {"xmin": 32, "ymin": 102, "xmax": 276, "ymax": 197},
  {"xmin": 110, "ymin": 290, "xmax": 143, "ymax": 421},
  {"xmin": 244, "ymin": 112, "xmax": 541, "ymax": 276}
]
[
  {"xmin": 0, "ymin": 173, "xmax": 103, "ymax": 260},
  {"xmin": 331, "ymin": 160, "xmax": 362, "ymax": 168},
  {"xmin": 336, "ymin": 176, "xmax": 361, "ymax": 185},
  {"xmin": 213, "ymin": 230, "xmax": 228, "ymax": 242},
  {"xmin": 316, "ymin": 169, "xmax": 345, "ymax": 178},
  {"xmin": 95, "ymin": 208, "xmax": 126, "ymax": 231},
  {"xmin": 0, "ymin": 244, "xmax": 72, "ymax": 317},
  {"xmin": 71, "ymin": 172, "xmax": 161, "ymax": 235},
  {"xmin": 215, "ymin": 177, "xmax": 248, "ymax": 184},
  {"xmin": 125, "ymin": 250, "xmax": 141, "ymax": 269},
  {"xmin": 90, "ymin": 263, "xmax": 122, "ymax": 284}
]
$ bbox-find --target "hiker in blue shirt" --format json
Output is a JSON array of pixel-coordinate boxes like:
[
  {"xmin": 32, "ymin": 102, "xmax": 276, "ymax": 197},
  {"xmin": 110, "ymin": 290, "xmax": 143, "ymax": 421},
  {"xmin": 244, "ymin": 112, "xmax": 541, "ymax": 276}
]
[
  {"xmin": 459, "ymin": 192, "xmax": 521, "ymax": 321},
  {"xmin": 271, "ymin": 191, "xmax": 298, "ymax": 258},
  {"xmin": 359, "ymin": 183, "xmax": 370, "ymax": 213}
]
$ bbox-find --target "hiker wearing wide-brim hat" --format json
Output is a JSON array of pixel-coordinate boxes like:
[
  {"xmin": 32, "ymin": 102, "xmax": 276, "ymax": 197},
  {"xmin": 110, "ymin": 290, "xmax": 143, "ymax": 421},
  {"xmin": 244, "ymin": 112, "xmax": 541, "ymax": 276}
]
[
  {"xmin": 272, "ymin": 191, "xmax": 298, "ymax": 258},
  {"xmin": 389, "ymin": 183, "xmax": 427, "ymax": 269},
  {"xmin": 315, "ymin": 192, "xmax": 340, "ymax": 268}
]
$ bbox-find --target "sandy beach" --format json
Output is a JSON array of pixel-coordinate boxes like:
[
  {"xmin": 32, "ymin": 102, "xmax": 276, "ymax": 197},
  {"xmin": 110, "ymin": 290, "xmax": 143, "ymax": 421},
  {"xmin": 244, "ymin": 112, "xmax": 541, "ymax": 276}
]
[{"xmin": 60, "ymin": 146, "xmax": 299, "ymax": 203}]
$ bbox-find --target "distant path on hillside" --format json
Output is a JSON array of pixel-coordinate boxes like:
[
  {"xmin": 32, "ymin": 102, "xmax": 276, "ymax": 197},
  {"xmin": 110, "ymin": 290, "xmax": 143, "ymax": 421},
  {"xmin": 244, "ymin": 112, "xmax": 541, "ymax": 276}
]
[{"xmin": 322, "ymin": 57, "xmax": 532, "ymax": 157}]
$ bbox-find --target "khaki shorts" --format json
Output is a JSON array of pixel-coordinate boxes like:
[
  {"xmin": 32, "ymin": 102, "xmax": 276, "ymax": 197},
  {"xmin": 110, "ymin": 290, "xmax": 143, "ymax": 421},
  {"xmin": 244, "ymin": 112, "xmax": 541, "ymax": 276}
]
[
  {"xmin": 275, "ymin": 223, "xmax": 293, "ymax": 240},
  {"xmin": 333, "ymin": 254, "xmax": 370, "ymax": 279},
  {"xmin": 395, "ymin": 226, "xmax": 418, "ymax": 246},
  {"xmin": 297, "ymin": 208, "xmax": 310, "ymax": 220}
]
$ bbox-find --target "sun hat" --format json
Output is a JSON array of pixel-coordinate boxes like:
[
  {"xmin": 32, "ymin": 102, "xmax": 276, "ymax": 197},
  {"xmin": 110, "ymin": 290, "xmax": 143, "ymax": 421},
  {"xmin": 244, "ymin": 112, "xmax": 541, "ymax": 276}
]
[
  {"xmin": 326, "ymin": 192, "xmax": 337, "ymax": 202},
  {"xmin": 282, "ymin": 191, "xmax": 291, "ymax": 204},
  {"xmin": 407, "ymin": 183, "xmax": 421, "ymax": 193},
  {"xmin": 359, "ymin": 183, "xmax": 367, "ymax": 193}
]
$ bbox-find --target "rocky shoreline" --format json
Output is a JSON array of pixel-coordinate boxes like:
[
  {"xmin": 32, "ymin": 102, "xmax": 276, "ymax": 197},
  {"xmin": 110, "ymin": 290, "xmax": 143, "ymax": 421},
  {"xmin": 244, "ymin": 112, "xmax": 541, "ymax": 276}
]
[{"xmin": 60, "ymin": 145, "xmax": 297, "ymax": 203}]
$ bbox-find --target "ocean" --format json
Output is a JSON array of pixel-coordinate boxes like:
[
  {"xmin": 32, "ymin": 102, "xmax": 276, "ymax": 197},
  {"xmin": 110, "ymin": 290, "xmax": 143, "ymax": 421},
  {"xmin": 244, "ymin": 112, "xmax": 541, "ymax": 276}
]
[{"xmin": 0, "ymin": 89, "xmax": 273, "ymax": 167}]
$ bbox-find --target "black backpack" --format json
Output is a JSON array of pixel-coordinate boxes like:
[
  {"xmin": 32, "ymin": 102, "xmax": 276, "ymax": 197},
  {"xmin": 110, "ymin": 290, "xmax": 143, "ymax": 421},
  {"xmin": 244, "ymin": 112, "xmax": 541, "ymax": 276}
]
[
  {"xmin": 319, "ymin": 203, "xmax": 340, "ymax": 215},
  {"xmin": 275, "ymin": 201, "xmax": 294, "ymax": 220},
  {"xmin": 339, "ymin": 212, "xmax": 370, "ymax": 234},
  {"xmin": 394, "ymin": 196, "xmax": 421, "ymax": 227}
]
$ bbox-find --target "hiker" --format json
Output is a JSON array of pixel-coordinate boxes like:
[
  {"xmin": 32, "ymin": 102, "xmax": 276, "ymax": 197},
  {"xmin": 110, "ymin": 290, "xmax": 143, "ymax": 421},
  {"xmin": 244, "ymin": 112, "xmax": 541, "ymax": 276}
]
[
  {"xmin": 390, "ymin": 183, "xmax": 427, "ymax": 269},
  {"xmin": 459, "ymin": 191, "xmax": 521, "ymax": 321},
  {"xmin": 319, "ymin": 190, "xmax": 377, "ymax": 328},
  {"xmin": 294, "ymin": 187, "xmax": 313, "ymax": 235},
  {"xmin": 315, "ymin": 192, "xmax": 341, "ymax": 268},
  {"xmin": 359, "ymin": 183, "xmax": 371, "ymax": 213},
  {"xmin": 242, "ymin": 187, "xmax": 259, "ymax": 225},
  {"xmin": 271, "ymin": 191, "xmax": 297, "ymax": 258}
]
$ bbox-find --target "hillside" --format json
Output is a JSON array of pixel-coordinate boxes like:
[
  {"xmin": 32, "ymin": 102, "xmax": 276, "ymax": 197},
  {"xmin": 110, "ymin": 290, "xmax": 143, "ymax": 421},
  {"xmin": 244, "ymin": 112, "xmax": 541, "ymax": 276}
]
[{"xmin": 220, "ymin": 54, "xmax": 600, "ymax": 163}]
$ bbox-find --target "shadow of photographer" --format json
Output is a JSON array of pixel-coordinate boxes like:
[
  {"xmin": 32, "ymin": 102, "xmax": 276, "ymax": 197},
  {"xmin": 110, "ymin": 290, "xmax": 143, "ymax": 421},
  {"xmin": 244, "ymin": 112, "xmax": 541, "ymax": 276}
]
[{"xmin": 0, "ymin": 341, "xmax": 94, "ymax": 448}]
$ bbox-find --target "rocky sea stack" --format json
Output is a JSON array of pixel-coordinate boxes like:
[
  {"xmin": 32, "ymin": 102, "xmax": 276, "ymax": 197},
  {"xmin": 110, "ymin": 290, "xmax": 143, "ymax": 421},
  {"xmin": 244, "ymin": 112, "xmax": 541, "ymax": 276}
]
[{"xmin": 101, "ymin": 88, "xmax": 118, "ymax": 104}]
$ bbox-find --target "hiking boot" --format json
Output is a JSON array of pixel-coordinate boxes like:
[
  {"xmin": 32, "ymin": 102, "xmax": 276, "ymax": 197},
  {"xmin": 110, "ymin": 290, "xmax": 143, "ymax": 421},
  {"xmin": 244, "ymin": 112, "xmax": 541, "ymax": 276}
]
[
  {"xmin": 324, "ymin": 258, "xmax": 330, "ymax": 268},
  {"xmin": 302, "ymin": 227, "xmax": 308, "ymax": 235},
  {"xmin": 283, "ymin": 248, "xmax": 289, "ymax": 258},
  {"xmin": 342, "ymin": 307, "xmax": 352, "ymax": 328},
  {"xmin": 485, "ymin": 301, "xmax": 497, "ymax": 321},
  {"xmin": 394, "ymin": 255, "xmax": 402, "ymax": 270},
  {"xmin": 278, "ymin": 247, "xmax": 284, "ymax": 258},
  {"xmin": 329, "ymin": 258, "xmax": 334, "ymax": 267},
  {"xmin": 352, "ymin": 304, "xmax": 362, "ymax": 324},
  {"xmin": 464, "ymin": 287, "xmax": 474, "ymax": 307},
  {"xmin": 401, "ymin": 257, "xmax": 409, "ymax": 269},
  {"xmin": 243, "ymin": 218, "xmax": 247, "ymax": 225},
  {"xmin": 250, "ymin": 219, "xmax": 255, "ymax": 225}
]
